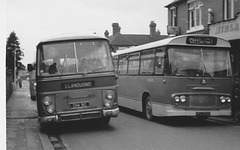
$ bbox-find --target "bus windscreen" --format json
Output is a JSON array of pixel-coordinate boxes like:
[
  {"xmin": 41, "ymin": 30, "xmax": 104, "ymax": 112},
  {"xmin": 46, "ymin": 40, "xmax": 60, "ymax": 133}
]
[
  {"xmin": 168, "ymin": 47, "xmax": 232, "ymax": 77},
  {"xmin": 38, "ymin": 40, "xmax": 114, "ymax": 76}
]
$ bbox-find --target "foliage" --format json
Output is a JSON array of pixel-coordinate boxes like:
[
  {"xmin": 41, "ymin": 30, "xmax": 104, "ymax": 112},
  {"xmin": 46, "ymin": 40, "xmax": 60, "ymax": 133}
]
[{"xmin": 6, "ymin": 31, "xmax": 25, "ymax": 78}]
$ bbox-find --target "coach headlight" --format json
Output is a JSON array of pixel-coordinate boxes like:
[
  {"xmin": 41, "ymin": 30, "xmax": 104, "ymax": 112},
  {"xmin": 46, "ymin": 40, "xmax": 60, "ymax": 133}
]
[
  {"xmin": 226, "ymin": 97, "xmax": 231, "ymax": 103},
  {"xmin": 103, "ymin": 90, "xmax": 114, "ymax": 108},
  {"xmin": 43, "ymin": 96, "xmax": 52, "ymax": 106},
  {"xmin": 220, "ymin": 96, "xmax": 226, "ymax": 103},
  {"xmin": 180, "ymin": 95, "xmax": 186, "ymax": 103},
  {"xmin": 46, "ymin": 105, "xmax": 55, "ymax": 114},
  {"xmin": 174, "ymin": 96, "xmax": 180, "ymax": 102}
]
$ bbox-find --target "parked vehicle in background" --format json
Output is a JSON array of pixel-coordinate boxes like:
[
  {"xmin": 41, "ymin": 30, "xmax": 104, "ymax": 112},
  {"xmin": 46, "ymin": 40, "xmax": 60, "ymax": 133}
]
[
  {"xmin": 27, "ymin": 35, "xmax": 119, "ymax": 131},
  {"xmin": 113, "ymin": 34, "xmax": 233, "ymax": 120}
]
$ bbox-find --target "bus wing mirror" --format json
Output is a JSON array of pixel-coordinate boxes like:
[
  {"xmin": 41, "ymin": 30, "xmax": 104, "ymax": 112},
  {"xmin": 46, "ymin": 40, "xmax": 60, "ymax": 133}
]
[{"xmin": 27, "ymin": 64, "xmax": 33, "ymax": 72}]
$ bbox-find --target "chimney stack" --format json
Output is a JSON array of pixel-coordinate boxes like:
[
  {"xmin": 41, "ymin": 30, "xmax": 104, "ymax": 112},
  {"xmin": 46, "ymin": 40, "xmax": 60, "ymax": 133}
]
[
  {"xmin": 112, "ymin": 23, "xmax": 121, "ymax": 35},
  {"xmin": 149, "ymin": 21, "xmax": 156, "ymax": 38},
  {"xmin": 104, "ymin": 30, "xmax": 109, "ymax": 38}
]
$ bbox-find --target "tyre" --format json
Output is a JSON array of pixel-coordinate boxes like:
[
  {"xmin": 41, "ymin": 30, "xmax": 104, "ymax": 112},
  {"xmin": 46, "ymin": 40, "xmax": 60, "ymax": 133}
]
[{"xmin": 144, "ymin": 96, "xmax": 154, "ymax": 121}]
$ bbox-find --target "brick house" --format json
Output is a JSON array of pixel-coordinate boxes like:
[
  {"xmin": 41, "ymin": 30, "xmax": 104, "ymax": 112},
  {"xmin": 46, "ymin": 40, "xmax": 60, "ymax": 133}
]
[{"xmin": 104, "ymin": 21, "xmax": 169, "ymax": 52}]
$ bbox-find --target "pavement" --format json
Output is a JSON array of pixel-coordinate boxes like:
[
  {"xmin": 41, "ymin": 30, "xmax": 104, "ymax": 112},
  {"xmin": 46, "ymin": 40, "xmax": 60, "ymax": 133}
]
[
  {"xmin": 6, "ymin": 81, "xmax": 54, "ymax": 150},
  {"xmin": 5, "ymin": 80, "xmax": 240, "ymax": 150}
]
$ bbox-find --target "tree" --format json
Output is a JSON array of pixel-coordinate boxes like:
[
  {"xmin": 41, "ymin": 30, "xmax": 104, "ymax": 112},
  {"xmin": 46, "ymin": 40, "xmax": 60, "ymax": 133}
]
[{"xmin": 6, "ymin": 31, "xmax": 25, "ymax": 78}]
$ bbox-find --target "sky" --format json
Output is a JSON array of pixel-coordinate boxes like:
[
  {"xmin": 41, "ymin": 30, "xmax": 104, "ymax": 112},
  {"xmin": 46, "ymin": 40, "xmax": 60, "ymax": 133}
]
[{"xmin": 6, "ymin": 0, "xmax": 171, "ymax": 66}]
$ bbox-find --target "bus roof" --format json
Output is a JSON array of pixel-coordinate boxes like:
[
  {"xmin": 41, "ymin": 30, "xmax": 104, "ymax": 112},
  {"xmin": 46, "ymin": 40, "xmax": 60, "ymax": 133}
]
[
  {"xmin": 112, "ymin": 34, "xmax": 231, "ymax": 56},
  {"xmin": 38, "ymin": 34, "xmax": 108, "ymax": 45}
]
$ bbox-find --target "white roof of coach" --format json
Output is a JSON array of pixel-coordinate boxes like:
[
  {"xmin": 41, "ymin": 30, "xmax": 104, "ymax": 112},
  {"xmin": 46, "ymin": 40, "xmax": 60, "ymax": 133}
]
[{"xmin": 112, "ymin": 34, "xmax": 231, "ymax": 56}]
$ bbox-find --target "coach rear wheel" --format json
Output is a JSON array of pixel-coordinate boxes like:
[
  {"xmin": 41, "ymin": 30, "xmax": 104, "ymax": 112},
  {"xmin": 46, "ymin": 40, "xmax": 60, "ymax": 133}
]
[{"xmin": 145, "ymin": 96, "xmax": 153, "ymax": 121}]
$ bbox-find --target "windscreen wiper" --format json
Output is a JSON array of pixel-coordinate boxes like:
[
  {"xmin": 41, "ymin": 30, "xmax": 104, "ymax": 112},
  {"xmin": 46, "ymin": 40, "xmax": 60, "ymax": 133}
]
[
  {"xmin": 60, "ymin": 54, "xmax": 68, "ymax": 78},
  {"xmin": 200, "ymin": 49, "xmax": 214, "ymax": 80}
]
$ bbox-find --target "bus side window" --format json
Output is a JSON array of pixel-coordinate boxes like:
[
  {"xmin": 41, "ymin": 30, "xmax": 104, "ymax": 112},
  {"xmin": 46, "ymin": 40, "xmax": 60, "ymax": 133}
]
[
  {"xmin": 113, "ymin": 57, "xmax": 119, "ymax": 74},
  {"xmin": 140, "ymin": 50, "xmax": 154, "ymax": 74},
  {"xmin": 118, "ymin": 55, "xmax": 128, "ymax": 75},
  {"xmin": 155, "ymin": 50, "xmax": 165, "ymax": 74},
  {"xmin": 128, "ymin": 54, "xmax": 140, "ymax": 75}
]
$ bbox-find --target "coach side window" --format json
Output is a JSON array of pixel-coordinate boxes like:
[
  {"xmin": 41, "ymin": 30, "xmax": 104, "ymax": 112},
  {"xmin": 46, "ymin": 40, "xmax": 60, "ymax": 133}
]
[
  {"xmin": 118, "ymin": 54, "xmax": 128, "ymax": 75},
  {"xmin": 112, "ymin": 57, "xmax": 118, "ymax": 74},
  {"xmin": 128, "ymin": 53, "xmax": 140, "ymax": 75},
  {"xmin": 140, "ymin": 50, "xmax": 154, "ymax": 74},
  {"xmin": 155, "ymin": 49, "xmax": 165, "ymax": 74}
]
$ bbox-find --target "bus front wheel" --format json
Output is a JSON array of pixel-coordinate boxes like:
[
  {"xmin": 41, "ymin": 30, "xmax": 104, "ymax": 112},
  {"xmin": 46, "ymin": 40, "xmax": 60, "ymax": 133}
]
[{"xmin": 144, "ymin": 96, "xmax": 154, "ymax": 121}]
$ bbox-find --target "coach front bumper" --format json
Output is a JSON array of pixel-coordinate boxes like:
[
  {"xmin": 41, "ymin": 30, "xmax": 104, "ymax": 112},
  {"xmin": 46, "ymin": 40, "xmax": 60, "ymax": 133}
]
[
  {"xmin": 103, "ymin": 108, "xmax": 119, "ymax": 117},
  {"xmin": 38, "ymin": 107, "xmax": 119, "ymax": 123}
]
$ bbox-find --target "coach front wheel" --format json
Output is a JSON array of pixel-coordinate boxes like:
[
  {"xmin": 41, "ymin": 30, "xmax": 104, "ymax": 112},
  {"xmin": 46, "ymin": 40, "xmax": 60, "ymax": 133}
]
[{"xmin": 145, "ymin": 96, "xmax": 154, "ymax": 121}]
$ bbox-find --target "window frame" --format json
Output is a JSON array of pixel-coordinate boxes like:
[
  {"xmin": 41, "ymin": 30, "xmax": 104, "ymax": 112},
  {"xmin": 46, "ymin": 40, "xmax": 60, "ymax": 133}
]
[
  {"xmin": 140, "ymin": 49, "xmax": 155, "ymax": 75},
  {"xmin": 127, "ymin": 53, "xmax": 140, "ymax": 75},
  {"xmin": 170, "ymin": 6, "xmax": 177, "ymax": 26},
  {"xmin": 187, "ymin": 0, "xmax": 204, "ymax": 33},
  {"xmin": 223, "ymin": 0, "xmax": 234, "ymax": 20}
]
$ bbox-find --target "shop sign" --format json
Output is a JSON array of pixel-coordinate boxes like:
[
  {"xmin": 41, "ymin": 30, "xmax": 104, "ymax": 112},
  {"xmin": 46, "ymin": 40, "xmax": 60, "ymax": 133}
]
[{"xmin": 209, "ymin": 14, "xmax": 240, "ymax": 40}]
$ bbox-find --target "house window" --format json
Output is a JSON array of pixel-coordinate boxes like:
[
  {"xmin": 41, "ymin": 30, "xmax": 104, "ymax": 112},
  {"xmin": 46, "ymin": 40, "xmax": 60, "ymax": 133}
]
[
  {"xmin": 187, "ymin": 0, "xmax": 204, "ymax": 33},
  {"xmin": 170, "ymin": 6, "xmax": 177, "ymax": 26},
  {"xmin": 224, "ymin": 0, "xmax": 234, "ymax": 20}
]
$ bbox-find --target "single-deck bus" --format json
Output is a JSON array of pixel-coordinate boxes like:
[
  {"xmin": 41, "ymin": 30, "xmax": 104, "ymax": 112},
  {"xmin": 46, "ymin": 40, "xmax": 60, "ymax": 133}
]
[
  {"xmin": 113, "ymin": 34, "xmax": 233, "ymax": 120},
  {"xmin": 27, "ymin": 35, "xmax": 119, "ymax": 130}
]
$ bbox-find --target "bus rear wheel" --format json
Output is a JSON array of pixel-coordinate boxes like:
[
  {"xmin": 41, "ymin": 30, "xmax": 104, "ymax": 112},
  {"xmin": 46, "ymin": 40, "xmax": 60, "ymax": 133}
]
[{"xmin": 144, "ymin": 96, "xmax": 154, "ymax": 121}]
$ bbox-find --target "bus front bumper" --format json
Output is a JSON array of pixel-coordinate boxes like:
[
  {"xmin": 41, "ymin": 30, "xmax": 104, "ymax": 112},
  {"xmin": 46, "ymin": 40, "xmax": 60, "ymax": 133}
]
[
  {"xmin": 103, "ymin": 108, "xmax": 119, "ymax": 117},
  {"xmin": 38, "ymin": 108, "xmax": 119, "ymax": 124}
]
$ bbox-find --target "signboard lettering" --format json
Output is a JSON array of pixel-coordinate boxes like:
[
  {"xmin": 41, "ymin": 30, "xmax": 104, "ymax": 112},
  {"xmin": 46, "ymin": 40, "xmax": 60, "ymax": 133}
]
[
  {"xmin": 62, "ymin": 81, "xmax": 94, "ymax": 90},
  {"xmin": 209, "ymin": 14, "xmax": 240, "ymax": 40},
  {"xmin": 186, "ymin": 36, "xmax": 217, "ymax": 45}
]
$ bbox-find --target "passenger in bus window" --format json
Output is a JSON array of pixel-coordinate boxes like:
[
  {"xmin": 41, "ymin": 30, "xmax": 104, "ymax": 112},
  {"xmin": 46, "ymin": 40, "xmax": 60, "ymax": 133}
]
[
  {"xmin": 40, "ymin": 62, "xmax": 46, "ymax": 73},
  {"xmin": 49, "ymin": 62, "xmax": 58, "ymax": 74},
  {"xmin": 79, "ymin": 58, "xmax": 90, "ymax": 72},
  {"xmin": 155, "ymin": 56, "xmax": 164, "ymax": 74}
]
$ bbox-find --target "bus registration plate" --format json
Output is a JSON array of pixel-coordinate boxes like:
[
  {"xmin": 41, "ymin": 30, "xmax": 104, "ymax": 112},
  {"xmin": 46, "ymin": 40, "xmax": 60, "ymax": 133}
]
[
  {"xmin": 70, "ymin": 102, "xmax": 90, "ymax": 109},
  {"xmin": 196, "ymin": 112, "xmax": 210, "ymax": 117}
]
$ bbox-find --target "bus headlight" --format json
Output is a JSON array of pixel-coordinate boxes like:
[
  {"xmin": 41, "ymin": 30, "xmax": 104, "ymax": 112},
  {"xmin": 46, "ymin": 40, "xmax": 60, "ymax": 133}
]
[
  {"xmin": 180, "ymin": 96, "xmax": 186, "ymax": 103},
  {"xmin": 46, "ymin": 105, "xmax": 55, "ymax": 114},
  {"xmin": 104, "ymin": 99, "xmax": 112, "ymax": 108},
  {"xmin": 43, "ymin": 96, "xmax": 52, "ymax": 106},
  {"xmin": 220, "ymin": 96, "xmax": 231, "ymax": 103},
  {"xmin": 103, "ymin": 91, "xmax": 114, "ymax": 108},
  {"xmin": 174, "ymin": 96, "xmax": 180, "ymax": 102},
  {"xmin": 226, "ymin": 97, "xmax": 231, "ymax": 103}
]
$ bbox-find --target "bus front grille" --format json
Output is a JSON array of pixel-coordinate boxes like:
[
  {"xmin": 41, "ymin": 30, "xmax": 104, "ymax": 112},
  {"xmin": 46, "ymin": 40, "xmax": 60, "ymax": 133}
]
[
  {"xmin": 189, "ymin": 95, "xmax": 216, "ymax": 107},
  {"xmin": 60, "ymin": 111, "xmax": 101, "ymax": 121},
  {"xmin": 61, "ymin": 113, "xmax": 80, "ymax": 121}
]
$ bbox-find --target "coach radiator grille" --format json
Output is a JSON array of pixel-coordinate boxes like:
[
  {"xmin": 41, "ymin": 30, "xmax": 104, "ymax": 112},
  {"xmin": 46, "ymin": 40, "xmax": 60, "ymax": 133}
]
[
  {"xmin": 189, "ymin": 95, "xmax": 216, "ymax": 108},
  {"xmin": 60, "ymin": 111, "xmax": 101, "ymax": 121},
  {"xmin": 56, "ymin": 90, "xmax": 102, "ymax": 112}
]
